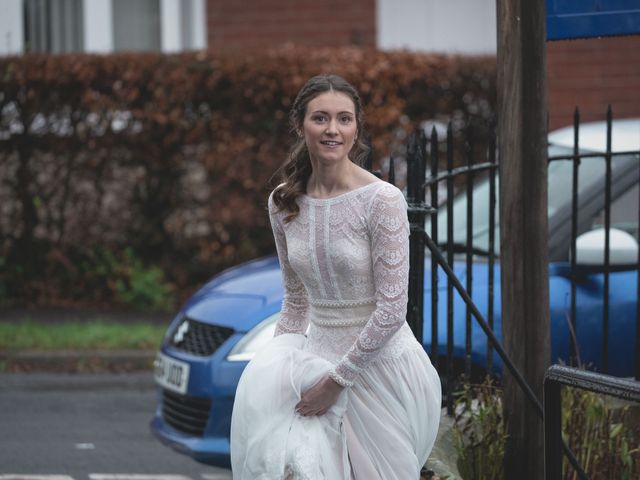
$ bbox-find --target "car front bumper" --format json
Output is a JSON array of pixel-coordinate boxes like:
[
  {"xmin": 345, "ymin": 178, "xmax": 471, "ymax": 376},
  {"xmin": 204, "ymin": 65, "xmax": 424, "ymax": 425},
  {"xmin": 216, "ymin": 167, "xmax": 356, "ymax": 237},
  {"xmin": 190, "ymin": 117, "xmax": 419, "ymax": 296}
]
[{"xmin": 150, "ymin": 407, "xmax": 231, "ymax": 467}]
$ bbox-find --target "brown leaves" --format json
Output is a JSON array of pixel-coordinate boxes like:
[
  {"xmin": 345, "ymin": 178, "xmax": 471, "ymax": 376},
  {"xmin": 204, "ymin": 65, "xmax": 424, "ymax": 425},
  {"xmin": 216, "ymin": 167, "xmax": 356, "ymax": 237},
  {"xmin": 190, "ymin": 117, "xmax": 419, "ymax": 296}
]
[{"xmin": 0, "ymin": 48, "xmax": 496, "ymax": 308}]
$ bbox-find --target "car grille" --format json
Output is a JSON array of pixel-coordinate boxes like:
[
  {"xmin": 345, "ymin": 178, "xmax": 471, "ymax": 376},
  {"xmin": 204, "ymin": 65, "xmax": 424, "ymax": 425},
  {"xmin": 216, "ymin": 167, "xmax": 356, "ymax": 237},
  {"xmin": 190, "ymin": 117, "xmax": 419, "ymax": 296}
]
[
  {"xmin": 162, "ymin": 389, "xmax": 212, "ymax": 437},
  {"xmin": 169, "ymin": 316, "xmax": 234, "ymax": 356}
]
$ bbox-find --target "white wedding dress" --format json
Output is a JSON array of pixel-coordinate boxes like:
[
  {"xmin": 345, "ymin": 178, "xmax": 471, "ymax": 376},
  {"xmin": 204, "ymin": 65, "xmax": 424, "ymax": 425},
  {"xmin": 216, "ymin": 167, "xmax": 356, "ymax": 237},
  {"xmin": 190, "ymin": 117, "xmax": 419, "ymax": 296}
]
[{"xmin": 230, "ymin": 181, "xmax": 441, "ymax": 479}]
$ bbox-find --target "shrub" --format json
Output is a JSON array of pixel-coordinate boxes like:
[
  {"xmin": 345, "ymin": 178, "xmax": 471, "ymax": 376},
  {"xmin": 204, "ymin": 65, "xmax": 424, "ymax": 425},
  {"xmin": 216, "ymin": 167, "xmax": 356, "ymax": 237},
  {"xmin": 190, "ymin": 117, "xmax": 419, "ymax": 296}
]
[
  {"xmin": 0, "ymin": 47, "xmax": 496, "ymax": 308},
  {"xmin": 452, "ymin": 378, "xmax": 640, "ymax": 480},
  {"xmin": 562, "ymin": 387, "xmax": 640, "ymax": 480},
  {"xmin": 453, "ymin": 377, "xmax": 507, "ymax": 480}
]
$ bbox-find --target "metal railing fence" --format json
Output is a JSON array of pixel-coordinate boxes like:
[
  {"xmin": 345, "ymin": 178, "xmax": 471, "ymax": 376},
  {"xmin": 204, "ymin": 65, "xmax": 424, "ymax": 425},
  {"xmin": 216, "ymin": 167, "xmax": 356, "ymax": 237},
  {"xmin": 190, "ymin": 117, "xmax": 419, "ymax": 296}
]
[{"xmin": 378, "ymin": 106, "xmax": 640, "ymax": 477}]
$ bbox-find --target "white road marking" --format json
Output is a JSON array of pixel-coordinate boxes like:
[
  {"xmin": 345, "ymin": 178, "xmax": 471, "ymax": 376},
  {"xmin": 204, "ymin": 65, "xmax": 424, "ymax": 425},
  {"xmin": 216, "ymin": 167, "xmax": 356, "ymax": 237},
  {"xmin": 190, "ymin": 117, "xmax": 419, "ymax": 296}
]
[
  {"xmin": 74, "ymin": 443, "xmax": 95, "ymax": 450},
  {"xmin": 0, "ymin": 475, "xmax": 232, "ymax": 480},
  {"xmin": 0, "ymin": 477, "xmax": 74, "ymax": 480},
  {"xmin": 90, "ymin": 477, "xmax": 193, "ymax": 480}
]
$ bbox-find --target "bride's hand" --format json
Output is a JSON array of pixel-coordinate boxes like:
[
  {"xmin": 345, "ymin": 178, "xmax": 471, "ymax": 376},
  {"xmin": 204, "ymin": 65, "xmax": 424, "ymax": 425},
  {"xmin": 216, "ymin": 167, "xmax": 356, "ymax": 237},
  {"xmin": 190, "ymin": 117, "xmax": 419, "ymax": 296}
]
[{"xmin": 295, "ymin": 374, "xmax": 344, "ymax": 416}]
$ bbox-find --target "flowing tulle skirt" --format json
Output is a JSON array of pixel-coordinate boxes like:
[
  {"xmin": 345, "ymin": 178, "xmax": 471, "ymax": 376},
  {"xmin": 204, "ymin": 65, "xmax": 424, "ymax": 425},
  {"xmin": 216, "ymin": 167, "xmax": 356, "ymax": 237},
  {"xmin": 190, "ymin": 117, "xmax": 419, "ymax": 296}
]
[{"xmin": 230, "ymin": 333, "xmax": 441, "ymax": 479}]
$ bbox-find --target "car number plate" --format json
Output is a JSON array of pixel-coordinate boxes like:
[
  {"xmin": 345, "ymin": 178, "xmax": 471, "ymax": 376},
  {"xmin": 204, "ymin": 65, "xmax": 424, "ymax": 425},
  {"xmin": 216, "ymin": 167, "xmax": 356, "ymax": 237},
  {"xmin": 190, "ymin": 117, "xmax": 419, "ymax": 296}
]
[{"xmin": 154, "ymin": 352, "xmax": 190, "ymax": 395}]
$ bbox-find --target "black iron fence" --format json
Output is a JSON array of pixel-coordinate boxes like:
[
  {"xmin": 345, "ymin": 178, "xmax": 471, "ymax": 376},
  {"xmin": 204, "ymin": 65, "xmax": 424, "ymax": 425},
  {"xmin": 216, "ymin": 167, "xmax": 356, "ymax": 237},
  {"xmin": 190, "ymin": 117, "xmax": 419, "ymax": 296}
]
[
  {"xmin": 401, "ymin": 122, "xmax": 501, "ymax": 412},
  {"xmin": 549, "ymin": 108, "xmax": 640, "ymax": 377},
  {"xmin": 387, "ymin": 109, "xmax": 639, "ymax": 392},
  {"xmin": 381, "ymin": 107, "xmax": 640, "ymax": 477}
]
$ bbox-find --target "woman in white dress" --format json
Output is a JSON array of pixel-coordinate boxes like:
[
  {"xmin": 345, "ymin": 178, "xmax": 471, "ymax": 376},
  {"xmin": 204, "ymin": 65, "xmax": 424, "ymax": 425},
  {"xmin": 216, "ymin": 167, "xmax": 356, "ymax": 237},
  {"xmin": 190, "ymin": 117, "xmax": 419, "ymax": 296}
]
[{"xmin": 230, "ymin": 74, "xmax": 441, "ymax": 479}]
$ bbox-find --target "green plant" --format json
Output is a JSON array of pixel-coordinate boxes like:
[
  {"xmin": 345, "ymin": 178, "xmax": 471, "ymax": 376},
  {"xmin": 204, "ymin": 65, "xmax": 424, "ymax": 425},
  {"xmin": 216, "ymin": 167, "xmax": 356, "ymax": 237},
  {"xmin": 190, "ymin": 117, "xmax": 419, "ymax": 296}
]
[
  {"xmin": 562, "ymin": 387, "xmax": 640, "ymax": 480},
  {"xmin": 451, "ymin": 376, "xmax": 640, "ymax": 480},
  {"xmin": 73, "ymin": 245, "xmax": 176, "ymax": 311},
  {"xmin": 452, "ymin": 377, "xmax": 507, "ymax": 480},
  {"xmin": 0, "ymin": 255, "xmax": 7, "ymax": 304},
  {"xmin": 111, "ymin": 247, "xmax": 175, "ymax": 312}
]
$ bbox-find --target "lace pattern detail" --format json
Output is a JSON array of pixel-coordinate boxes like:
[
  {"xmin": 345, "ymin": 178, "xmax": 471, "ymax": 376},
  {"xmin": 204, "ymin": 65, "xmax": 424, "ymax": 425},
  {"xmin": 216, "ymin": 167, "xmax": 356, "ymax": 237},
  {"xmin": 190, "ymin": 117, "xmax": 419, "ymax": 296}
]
[
  {"xmin": 306, "ymin": 323, "xmax": 419, "ymax": 366},
  {"xmin": 269, "ymin": 182, "xmax": 412, "ymax": 386}
]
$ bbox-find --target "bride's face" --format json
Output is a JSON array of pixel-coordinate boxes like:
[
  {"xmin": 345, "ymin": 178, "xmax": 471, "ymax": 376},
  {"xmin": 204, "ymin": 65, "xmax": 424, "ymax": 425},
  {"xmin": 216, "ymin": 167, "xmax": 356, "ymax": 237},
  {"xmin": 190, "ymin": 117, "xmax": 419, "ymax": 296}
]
[{"xmin": 301, "ymin": 91, "xmax": 358, "ymax": 166}]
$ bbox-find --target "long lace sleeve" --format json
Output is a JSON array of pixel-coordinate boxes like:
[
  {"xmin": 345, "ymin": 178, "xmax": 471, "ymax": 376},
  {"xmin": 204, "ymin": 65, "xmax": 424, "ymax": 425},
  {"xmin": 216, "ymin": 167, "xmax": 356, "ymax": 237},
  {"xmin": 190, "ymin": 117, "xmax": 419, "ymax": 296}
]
[
  {"xmin": 268, "ymin": 191, "xmax": 310, "ymax": 336},
  {"xmin": 329, "ymin": 185, "xmax": 410, "ymax": 387}
]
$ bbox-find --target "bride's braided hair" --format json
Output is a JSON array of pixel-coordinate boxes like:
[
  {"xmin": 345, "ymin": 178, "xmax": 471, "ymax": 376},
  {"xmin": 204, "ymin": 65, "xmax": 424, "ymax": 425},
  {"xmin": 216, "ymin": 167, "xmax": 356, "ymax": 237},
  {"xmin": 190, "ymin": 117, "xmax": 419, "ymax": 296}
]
[{"xmin": 272, "ymin": 74, "xmax": 370, "ymax": 222}]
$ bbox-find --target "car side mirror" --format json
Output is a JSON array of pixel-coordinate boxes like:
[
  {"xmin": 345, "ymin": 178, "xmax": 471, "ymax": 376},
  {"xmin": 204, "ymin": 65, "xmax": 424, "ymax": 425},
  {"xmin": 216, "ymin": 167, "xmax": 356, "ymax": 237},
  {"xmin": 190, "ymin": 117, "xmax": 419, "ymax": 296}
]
[{"xmin": 574, "ymin": 227, "xmax": 639, "ymax": 268}]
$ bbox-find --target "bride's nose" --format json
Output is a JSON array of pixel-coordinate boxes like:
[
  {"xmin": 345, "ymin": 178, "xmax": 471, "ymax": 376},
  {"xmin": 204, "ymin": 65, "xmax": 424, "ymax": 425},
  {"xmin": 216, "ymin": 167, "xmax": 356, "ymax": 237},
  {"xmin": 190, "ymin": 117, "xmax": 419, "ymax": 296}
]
[{"xmin": 325, "ymin": 119, "xmax": 339, "ymax": 135}]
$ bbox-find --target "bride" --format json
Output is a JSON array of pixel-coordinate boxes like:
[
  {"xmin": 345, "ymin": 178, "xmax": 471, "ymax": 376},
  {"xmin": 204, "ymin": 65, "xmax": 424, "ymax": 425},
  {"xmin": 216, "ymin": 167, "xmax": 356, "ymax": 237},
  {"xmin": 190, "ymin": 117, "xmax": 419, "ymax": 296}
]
[{"xmin": 230, "ymin": 74, "xmax": 441, "ymax": 479}]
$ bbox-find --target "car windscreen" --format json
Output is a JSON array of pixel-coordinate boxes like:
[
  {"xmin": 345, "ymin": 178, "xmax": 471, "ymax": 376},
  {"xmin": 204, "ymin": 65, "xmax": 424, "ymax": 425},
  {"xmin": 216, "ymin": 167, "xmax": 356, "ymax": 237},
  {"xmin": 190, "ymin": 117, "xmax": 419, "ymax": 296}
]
[{"xmin": 424, "ymin": 145, "xmax": 637, "ymax": 256}]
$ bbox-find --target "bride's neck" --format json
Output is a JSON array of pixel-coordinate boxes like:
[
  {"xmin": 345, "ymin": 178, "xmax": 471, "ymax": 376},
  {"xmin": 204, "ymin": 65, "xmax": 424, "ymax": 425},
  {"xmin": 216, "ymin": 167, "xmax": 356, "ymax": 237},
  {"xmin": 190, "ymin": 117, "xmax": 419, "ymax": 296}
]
[{"xmin": 307, "ymin": 159, "xmax": 355, "ymax": 196}]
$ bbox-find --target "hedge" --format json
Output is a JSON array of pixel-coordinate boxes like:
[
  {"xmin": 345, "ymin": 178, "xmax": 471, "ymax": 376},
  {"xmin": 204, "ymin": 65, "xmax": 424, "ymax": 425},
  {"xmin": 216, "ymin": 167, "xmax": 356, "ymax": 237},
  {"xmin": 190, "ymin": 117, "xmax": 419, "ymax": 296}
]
[{"xmin": 0, "ymin": 46, "xmax": 496, "ymax": 309}]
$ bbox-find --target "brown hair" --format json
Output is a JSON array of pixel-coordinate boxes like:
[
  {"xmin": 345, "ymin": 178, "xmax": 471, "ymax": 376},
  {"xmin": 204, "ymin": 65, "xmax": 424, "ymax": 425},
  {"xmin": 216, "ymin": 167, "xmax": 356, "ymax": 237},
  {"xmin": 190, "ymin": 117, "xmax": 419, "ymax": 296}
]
[{"xmin": 272, "ymin": 74, "xmax": 370, "ymax": 222}]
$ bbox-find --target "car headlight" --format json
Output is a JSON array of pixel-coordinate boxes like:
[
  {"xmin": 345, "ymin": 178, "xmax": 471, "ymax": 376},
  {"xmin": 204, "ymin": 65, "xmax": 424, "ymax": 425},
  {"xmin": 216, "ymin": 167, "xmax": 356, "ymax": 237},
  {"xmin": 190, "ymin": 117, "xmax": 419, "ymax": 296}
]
[
  {"xmin": 226, "ymin": 312, "xmax": 279, "ymax": 362},
  {"xmin": 164, "ymin": 313, "xmax": 185, "ymax": 342}
]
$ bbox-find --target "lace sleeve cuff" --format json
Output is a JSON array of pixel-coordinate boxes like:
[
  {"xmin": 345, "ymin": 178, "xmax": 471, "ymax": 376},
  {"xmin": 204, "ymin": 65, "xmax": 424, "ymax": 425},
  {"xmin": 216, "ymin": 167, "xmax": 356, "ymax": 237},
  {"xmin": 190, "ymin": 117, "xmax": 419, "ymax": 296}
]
[
  {"xmin": 329, "ymin": 356, "xmax": 364, "ymax": 387},
  {"xmin": 328, "ymin": 368, "xmax": 354, "ymax": 388}
]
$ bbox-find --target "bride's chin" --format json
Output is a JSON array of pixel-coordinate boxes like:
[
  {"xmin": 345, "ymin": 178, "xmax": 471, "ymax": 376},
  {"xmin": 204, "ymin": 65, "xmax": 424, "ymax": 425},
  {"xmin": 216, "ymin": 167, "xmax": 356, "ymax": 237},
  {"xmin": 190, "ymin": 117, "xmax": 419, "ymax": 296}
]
[{"xmin": 312, "ymin": 153, "xmax": 350, "ymax": 166}]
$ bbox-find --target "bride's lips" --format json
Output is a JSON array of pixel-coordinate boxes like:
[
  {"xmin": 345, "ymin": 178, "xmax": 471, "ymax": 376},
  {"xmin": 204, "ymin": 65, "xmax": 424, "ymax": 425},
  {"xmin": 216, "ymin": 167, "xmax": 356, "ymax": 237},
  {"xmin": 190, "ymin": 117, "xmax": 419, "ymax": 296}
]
[{"xmin": 320, "ymin": 140, "xmax": 343, "ymax": 148}]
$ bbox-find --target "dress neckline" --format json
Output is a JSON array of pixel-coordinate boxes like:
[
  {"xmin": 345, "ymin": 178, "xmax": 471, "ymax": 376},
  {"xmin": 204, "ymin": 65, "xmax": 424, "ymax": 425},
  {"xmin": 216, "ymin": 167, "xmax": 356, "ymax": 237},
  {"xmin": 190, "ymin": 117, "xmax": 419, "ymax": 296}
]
[{"xmin": 299, "ymin": 181, "xmax": 384, "ymax": 204}]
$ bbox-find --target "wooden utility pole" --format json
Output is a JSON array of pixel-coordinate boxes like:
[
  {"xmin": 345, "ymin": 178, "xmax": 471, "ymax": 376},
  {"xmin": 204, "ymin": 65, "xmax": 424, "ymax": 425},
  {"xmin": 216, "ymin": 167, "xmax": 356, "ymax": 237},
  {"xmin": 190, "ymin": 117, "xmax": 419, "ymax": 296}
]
[{"xmin": 496, "ymin": 1, "xmax": 550, "ymax": 479}]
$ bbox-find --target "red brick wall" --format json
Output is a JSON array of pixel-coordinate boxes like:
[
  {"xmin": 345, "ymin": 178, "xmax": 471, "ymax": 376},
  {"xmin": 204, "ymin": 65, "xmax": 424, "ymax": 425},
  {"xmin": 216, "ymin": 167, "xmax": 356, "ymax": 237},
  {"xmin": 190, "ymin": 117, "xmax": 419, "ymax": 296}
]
[
  {"xmin": 206, "ymin": 0, "xmax": 376, "ymax": 50},
  {"xmin": 205, "ymin": 2, "xmax": 639, "ymax": 131},
  {"xmin": 547, "ymin": 36, "xmax": 640, "ymax": 130}
]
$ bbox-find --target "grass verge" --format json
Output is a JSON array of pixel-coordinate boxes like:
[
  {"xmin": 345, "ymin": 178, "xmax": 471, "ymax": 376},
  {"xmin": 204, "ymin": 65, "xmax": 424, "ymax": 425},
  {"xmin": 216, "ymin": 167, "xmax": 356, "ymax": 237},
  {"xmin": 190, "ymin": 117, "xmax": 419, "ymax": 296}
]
[{"xmin": 0, "ymin": 319, "xmax": 166, "ymax": 351}]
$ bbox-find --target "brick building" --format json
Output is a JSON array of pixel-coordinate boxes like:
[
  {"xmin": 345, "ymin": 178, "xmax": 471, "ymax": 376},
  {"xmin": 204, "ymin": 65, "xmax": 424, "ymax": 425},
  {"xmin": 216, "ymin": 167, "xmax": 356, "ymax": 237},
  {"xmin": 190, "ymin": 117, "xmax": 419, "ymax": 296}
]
[
  {"xmin": 206, "ymin": 0, "xmax": 377, "ymax": 49},
  {"xmin": 0, "ymin": 0, "xmax": 637, "ymax": 130},
  {"xmin": 547, "ymin": 36, "xmax": 640, "ymax": 130},
  {"xmin": 206, "ymin": 0, "xmax": 640, "ymax": 130}
]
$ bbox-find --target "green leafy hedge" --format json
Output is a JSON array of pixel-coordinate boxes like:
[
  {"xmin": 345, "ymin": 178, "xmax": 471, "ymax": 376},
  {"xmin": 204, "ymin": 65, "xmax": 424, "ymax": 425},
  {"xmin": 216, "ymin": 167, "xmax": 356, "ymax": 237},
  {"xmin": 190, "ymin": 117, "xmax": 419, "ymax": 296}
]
[{"xmin": 0, "ymin": 47, "xmax": 495, "ymax": 309}]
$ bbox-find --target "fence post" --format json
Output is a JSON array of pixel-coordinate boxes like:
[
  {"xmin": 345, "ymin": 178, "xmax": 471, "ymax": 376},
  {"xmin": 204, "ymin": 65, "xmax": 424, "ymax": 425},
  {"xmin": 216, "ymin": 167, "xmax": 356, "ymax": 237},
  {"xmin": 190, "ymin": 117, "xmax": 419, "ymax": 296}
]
[
  {"xmin": 406, "ymin": 130, "xmax": 427, "ymax": 343},
  {"xmin": 543, "ymin": 376, "xmax": 563, "ymax": 480}
]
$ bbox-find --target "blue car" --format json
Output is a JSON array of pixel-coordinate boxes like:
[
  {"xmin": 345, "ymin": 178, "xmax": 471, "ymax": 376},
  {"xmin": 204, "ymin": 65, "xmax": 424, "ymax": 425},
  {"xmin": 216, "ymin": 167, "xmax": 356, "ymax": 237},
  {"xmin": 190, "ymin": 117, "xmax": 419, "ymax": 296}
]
[{"xmin": 150, "ymin": 120, "xmax": 639, "ymax": 467}]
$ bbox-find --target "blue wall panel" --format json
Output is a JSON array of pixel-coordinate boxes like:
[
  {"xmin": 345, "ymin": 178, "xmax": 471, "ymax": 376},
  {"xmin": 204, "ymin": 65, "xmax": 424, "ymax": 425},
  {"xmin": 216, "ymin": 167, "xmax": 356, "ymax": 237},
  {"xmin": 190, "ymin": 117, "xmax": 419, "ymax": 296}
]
[{"xmin": 547, "ymin": 0, "xmax": 640, "ymax": 40}]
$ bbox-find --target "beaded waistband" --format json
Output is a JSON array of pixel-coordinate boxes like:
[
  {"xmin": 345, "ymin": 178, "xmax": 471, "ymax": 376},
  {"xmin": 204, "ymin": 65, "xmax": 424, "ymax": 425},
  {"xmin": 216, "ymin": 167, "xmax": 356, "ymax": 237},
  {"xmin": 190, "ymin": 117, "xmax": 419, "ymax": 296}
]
[
  {"xmin": 308, "ymin": 297, "xmax": 376, "ymax": 308},
  {"xmin": 308, "ymin": 301, "xmax": 375, "ymax": 327}
]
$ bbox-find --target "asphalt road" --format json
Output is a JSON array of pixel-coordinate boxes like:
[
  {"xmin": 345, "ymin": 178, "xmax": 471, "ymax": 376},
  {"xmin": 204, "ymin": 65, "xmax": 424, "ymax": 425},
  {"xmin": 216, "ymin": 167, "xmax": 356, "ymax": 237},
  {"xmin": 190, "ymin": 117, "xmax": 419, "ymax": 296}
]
[{"xmin": 0, "ymin": 372, "xmax": 231, "ymax": 479}]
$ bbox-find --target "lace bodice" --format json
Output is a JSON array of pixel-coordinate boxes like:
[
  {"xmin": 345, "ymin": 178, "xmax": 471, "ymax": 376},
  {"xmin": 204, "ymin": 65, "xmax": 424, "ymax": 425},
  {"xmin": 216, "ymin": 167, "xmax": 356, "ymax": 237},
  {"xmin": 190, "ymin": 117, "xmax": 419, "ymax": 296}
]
[{"xmin": 268, "ymin": 181, "xmax": 413, "ymax": 387}]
